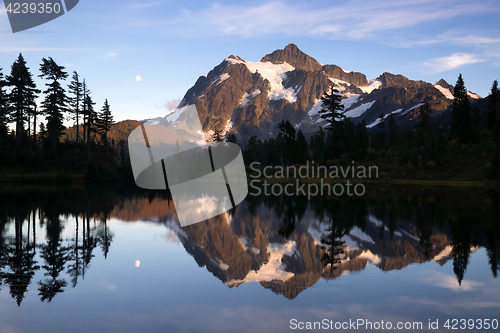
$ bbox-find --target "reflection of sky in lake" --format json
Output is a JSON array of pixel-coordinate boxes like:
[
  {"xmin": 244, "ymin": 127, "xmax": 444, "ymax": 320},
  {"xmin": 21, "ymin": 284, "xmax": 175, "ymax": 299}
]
[{"xmin": 0, "ymin": 189, "xmax": 499, "ymax": 333}]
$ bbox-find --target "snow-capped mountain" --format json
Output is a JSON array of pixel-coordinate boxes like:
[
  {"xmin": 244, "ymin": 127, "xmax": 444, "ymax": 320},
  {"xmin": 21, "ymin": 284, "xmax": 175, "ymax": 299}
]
[{"xmin": 174, "ymin": 44, "xmax": 481, "ymax": 144}]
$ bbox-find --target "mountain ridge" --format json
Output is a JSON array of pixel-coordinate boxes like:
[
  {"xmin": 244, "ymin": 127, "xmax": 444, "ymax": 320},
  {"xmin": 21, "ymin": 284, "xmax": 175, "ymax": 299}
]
[{"xmin": 168, "ymin": 44, "xmax": 483, "ymax": 144}]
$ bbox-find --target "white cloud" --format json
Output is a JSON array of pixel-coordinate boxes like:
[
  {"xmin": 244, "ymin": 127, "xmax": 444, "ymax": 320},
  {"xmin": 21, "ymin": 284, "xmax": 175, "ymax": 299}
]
[
  {"xmin": 420, "ymin": 271, "xmax": 485, "ymax": 292},
  {"xmin": 161, "ymin": 0, "xmax": 496, "ymax": 40},
  {"xmin": 133, "ymin": 0, "xmax": 168, "ymax": 9},
  {"xmin": 421, "ymin": 53, "xmax": 484, "ymax": 74},
  {"xmin": 97, "ymin": 52, "xmax": 118, "ymax": 61},
  {"xmin": 155, "ymin": 98, "xmax": 180, "ymax": 111}
]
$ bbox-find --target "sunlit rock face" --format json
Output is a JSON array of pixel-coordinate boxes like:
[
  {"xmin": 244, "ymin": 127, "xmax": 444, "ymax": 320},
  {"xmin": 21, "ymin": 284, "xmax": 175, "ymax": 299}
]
[{"xmin": 169, "ymin": 43, "xmax": 482, "ymax": 145}]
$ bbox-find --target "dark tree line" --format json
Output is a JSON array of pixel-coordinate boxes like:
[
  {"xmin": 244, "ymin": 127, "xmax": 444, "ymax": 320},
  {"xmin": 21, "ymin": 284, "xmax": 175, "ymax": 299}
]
[{"xmin": 0, "ymin": 53, "xmax": 119, "ymax": 176}]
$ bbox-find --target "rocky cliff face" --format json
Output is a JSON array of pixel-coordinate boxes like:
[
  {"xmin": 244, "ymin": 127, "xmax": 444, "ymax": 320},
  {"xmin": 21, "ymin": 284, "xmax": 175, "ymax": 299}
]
[{"xmin": 171, "ymin": 43, "xmax": 482, "ymax": 145}]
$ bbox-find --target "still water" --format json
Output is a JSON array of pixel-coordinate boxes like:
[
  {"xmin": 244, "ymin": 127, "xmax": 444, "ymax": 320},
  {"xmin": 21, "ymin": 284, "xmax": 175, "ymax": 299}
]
[{"xmin": 0, "ymin": 184, "xmax": 499, "ymax": 333}]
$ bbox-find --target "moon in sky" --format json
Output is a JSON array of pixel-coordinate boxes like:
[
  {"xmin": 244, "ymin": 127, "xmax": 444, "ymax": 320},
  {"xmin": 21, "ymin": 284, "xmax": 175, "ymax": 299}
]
[
  {"xmin": 135, "ymin": 75, "xmax": 141, "ymax": 82},
  {"xmin": 135, "ymin": 260, "xmax": 141, "ymax": 267}
]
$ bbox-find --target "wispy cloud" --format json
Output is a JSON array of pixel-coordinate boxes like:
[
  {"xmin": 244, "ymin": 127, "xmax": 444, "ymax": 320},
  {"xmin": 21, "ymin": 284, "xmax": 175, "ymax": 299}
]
[
  {"xmin": 156, "ymin": 0, "xmax": 496, "ymax": 40},
  {"xmin": 97, "ymin": 52, "xmax": 118, "ymax": 61},
  {"xmin": 420, "ymin": 271, "xmax": 485, "ymax": 291},
  {"xmin": 133, "ymin": 0, "xmax": 168, "ymax": 9},
  {"xmin": 421, "ymin": 53, "xmax": 485, "ymax": 74},
  {"xmin": 155, "ymin": 98, "xmax": 180, "ymax": 111}
]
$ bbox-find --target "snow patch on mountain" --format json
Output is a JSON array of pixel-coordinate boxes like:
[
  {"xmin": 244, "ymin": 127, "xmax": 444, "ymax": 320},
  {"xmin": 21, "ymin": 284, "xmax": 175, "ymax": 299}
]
[
  {"xmin": 308, "ymin": 99, "xmax": 323, "ymax": 117},
  {"xmin": 226, "ymin": 57, "xmax": 297, "ymax": 103},
  {"xmin": 341, "ymin": 235, "xmax": 360, "ymax": 251},
  {"xmin": 402, "ymin": 103, "xmax": 425, "ymax": 115},
  {"xmin": 217, "ymin": 73, "xmax": 230, "ymax": 85},
  {"xmin": 225, "ymin": 241, "xmax": 297, "ymax": 286},
  {"xmin": 433, "ymin": 83, "xmax": 454, "ymax": 100},
  {"xmin": 358, "ymin": 250, "xmax": 381, "ymax": 265},
  {"xmin": 349, "ymin": 226, "xmax": 375, "ymax": 244},
  {"xmin": 366, "ymin": 107, "xmax": 406, "ymax": 128},
  {"xmin": 164, "ymin": 105, "xmax": 188, "ymax": 124},
  {"xmin": 341, "ymin": 94, "xmax": 361, "ymax": 109},
  {"xmin": 343, "ymin": 101, "xmax": 376, "ymax": 118},
  {"xmin": 329, "ymin": 78, "xmax": 350, "ymax": 87},
  {"xmin": 239, "ymin": 237, "xmax": 261, "ymax": 255},
  {"xmin": 467, "ymin": 91, "xmax": 481, "ymax": 99},
  {"xmin": 432, "ymin": 245, "xmax": 453, "ymax": 262},
  {"xmin": 241, "ymin": 89, "xmax": 261, "ymax": 106},
  {"xmin": 359, "ymin": 79, "xmax": 382, "ymax": 94}
]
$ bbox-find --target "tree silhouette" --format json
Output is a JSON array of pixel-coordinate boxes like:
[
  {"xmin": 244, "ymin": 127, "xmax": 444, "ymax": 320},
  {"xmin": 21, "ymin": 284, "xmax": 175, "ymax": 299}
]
[
  {"xmin": 319, "ymin": 85, "xmax": 345, "ymax": 133},
  {"xmin": 68, "ymin": 71, "xmax": 83, "ymax": 151},
  {"xmin": 39, "ymin": 57, "xmax": 69, "ymax": 158},
  {"xmin": 6, "ymin": 53, "xmax": 40, "ymax": 148},
  {"xmin": 0, "ymin": 67, "xmax": 9, "ymax": 150},
  {"xmin": 96, "ymin": 99, "xmax": 114, "ymax": 150},
  {"xmin": 38, "ymin": 202, "xmax": 70, "ymax": 302},
  {"xmin": 450, "ymin": 74, "xmax": 474, "ymax": 143}
]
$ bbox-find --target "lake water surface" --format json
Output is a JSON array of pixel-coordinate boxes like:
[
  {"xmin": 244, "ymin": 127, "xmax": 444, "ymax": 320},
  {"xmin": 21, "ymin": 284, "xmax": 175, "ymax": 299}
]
[{"xmin": 0, "ymin": 184, "xmax": 499, "ymax": 332}]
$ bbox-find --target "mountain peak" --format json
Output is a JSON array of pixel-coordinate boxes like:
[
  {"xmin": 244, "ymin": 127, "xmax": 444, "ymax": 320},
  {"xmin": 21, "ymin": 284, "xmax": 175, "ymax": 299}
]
[
  {"xmin": 436, "ymin": 78, "xmax": 451, "ymax": 89},
  {"xmin": 260, "ymin": 44, "xmax": 322, "ymax": 72}
]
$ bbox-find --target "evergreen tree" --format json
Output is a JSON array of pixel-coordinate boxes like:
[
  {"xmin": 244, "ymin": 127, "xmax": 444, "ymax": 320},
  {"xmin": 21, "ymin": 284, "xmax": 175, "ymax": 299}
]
[
  {"xmin": 211, "ymin": 128, "xmax": 224, "ymax": 142},
  {"xmin": 39, "ymin": 57, "xmax": 68, "ymax": 157},
  {"xmin": 226, "ymin": 133, "xmax": 237, "ymax": 144},
  {"xmin": 6, "ymin": 54, "xmax": 39, "ymax": 148},
  {"xmin": 342, "ymin": 118, "xmax": 356, "ymax": 157},
  {"xmin": 82, "ymin": 89, "xmax": 96, "ymax": 162},
  {"xmin": 0, "ymin": 68, "xmax": 9, "ymax": 149},
  {"xmin": 387, "ymin": 114, "xmax": 399, "ymax": 148},
  {"xmin": 319, "ymin": 85, "xmax": 345, "ymax": 134},
  {"xmin": 277, "ymin": 120, "xmax": 296, "ymax": 165},
  {"xmin": 96, "ymin": 99, "xmax": 113, "ymax": 150},
  {"xmin": 355, "ymin": 120, "xmax": 369, "ymax": 159},
  {"xmin": 311, "ymin": 127, "xmax": 325, "ymax": 163},
  {"xmin": 487, "ymin": 80, "xmax": 499, "ymax": 134},
  {"xmin": 68, "ymin": 71, "xmax": 83, "ymax": 147},
  {"xmin": 375, "ymin": 113, "xmax": 386, "ymax": 150},
  {"xmin": 450, "ymin": 74, "xmax": 473, "ymax": 143},
  {"xmin": 416, "ymin": 103, "xmax": 433, "ymax": 146},
  {"xmin": 295, "ymin": 129, "xmax": 308, "ymax": 164},
  {"xmin": 245, "ymin": 135, "xmax": 261, "ymax": 164}
]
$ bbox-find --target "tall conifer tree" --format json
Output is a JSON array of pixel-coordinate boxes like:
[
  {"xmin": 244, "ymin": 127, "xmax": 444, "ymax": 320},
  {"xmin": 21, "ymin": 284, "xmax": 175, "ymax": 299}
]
[
  {"xmin": 39, "ymin": 57, "xmax": 68, "ymax": 157},
  {"xmin": 6, "ymin": 54, "xmax": 39, "ymax": 148},
  {"xmin": 450, "ymin": 74, "xmax": 473, "ymax": 143}
]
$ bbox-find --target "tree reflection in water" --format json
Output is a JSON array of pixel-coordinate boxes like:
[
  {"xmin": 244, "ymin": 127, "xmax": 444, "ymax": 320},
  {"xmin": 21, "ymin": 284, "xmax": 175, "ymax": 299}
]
[{"xmin": 0, "ymin": 184, "xmax": 499, "ymax": 304}]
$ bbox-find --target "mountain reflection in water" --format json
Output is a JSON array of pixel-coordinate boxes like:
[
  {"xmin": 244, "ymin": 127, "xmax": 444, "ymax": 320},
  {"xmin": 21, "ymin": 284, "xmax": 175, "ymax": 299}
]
[{"xmin": 0, "ymin": 184, "xmax": 499, "ymax": 306}]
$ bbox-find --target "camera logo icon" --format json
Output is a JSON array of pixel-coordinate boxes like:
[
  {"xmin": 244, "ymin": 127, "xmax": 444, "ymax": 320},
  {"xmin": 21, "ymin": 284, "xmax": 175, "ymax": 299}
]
[{"xmin": 128, "ymin": 105, "xmax": 248, "ymax": 227}]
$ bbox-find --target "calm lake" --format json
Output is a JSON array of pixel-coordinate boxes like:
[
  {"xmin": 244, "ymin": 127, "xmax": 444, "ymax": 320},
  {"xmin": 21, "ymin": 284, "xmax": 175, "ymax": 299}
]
[{"xmin": 0, "ymin": 184, "xmax": 499, "ymax": 333}]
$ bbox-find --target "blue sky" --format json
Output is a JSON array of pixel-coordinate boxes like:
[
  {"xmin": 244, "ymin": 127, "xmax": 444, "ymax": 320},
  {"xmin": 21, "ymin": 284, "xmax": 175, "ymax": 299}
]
[{"xmin": 0, "ymin": 0, "xmax": 499, "ymax": 123}]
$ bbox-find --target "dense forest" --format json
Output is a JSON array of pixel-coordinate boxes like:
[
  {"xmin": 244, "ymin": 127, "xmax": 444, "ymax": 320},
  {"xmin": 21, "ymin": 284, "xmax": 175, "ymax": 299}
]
[{"xmin": 0, "ymin": 53, "xmax": 132, "ymax": 182}]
